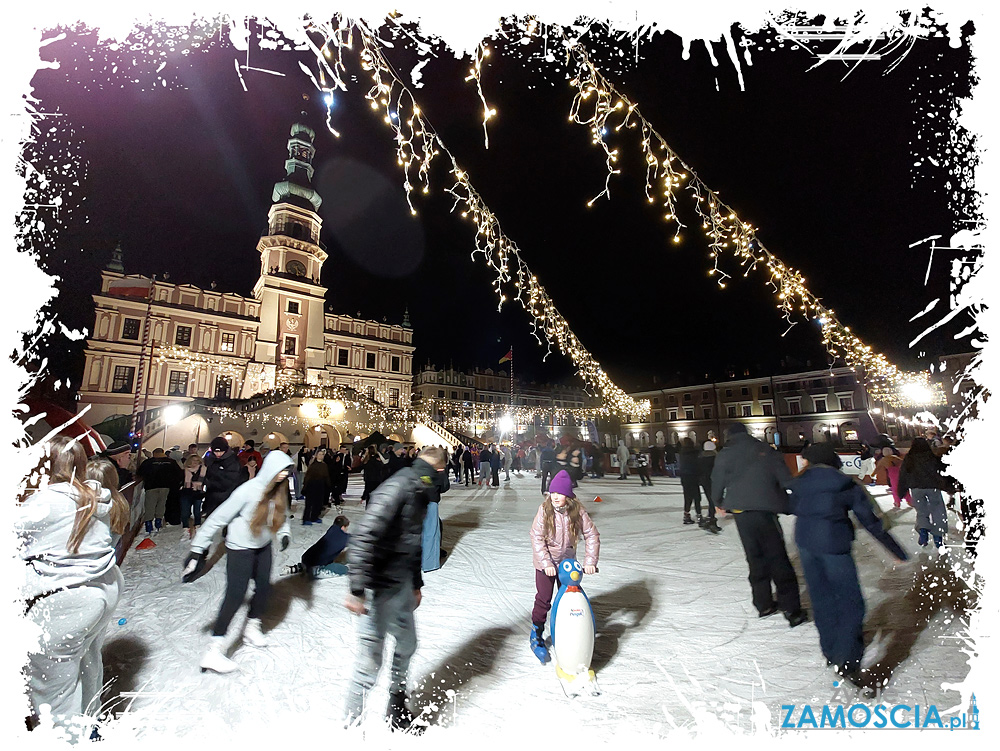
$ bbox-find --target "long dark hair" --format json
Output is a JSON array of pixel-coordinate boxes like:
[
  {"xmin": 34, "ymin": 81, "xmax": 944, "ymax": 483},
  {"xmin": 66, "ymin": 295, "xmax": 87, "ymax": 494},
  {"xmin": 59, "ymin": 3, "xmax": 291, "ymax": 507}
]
[{"xmin": 902, "ymin": 436, "xmax": 935, "ymax": 471}]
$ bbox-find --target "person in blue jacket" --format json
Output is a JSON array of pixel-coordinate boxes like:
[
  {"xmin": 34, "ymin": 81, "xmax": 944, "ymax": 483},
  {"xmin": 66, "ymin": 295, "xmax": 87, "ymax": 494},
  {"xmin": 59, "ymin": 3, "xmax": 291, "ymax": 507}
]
[
  {"xmin": 788, "ymin": 442, "xmax": 908, "ymax": 691},
  {"xmin": 282, "ymin": 515, "xmax": 351, "ymax": 579}
]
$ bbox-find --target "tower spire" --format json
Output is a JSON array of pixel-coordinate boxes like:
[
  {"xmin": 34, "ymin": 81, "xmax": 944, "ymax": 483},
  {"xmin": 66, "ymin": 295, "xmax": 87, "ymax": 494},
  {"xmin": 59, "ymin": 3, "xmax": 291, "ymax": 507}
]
[
  {"xmin": 271, "ymin": 123, "xmax": 322, "ymax": 212},
  {"xmin": 403, "ymin": 306, "xmax": 411, "ymax": 329},
  {"xmin": 106, "ymin": 241, "xmax": 125, "ymax": 273}
]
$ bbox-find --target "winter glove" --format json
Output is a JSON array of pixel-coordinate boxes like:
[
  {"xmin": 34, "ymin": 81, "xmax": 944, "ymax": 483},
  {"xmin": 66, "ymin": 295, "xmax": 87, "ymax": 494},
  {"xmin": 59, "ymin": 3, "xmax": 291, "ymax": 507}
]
[
  {"xmin": 181, "ymin": 551, "xmax": 207, "ymax": 583},
  {"xmin": 279, "ymin": 533, "xmax": 290, "ymax": 552}
]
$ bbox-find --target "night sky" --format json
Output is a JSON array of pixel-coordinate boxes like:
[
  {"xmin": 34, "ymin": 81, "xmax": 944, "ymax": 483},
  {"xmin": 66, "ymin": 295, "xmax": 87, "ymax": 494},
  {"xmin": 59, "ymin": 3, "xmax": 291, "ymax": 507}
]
[{"xmin": 25, "ymin": 14, "xmax": 977, "ymax": 401}]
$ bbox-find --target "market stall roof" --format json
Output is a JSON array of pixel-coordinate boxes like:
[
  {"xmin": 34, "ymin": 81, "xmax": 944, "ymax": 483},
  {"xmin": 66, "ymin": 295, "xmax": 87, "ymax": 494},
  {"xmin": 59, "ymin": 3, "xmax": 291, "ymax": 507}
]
[{"xmin": 20, "ymin": 399, "xmax": 107, "ymax": 457}]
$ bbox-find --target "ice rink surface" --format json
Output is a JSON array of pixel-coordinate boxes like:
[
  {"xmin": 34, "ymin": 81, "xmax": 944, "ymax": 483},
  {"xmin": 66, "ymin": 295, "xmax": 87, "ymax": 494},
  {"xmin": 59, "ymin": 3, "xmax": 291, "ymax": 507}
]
[{"xmin": 95, "ymin": 471, "xmax": 977, "ymax": 743}]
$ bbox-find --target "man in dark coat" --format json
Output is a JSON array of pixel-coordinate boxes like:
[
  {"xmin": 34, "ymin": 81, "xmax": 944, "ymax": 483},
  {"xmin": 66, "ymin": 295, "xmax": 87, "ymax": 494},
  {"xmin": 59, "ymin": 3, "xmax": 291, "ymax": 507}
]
[
  {"xmin": 710, "ymin": 423, "xmax": 806, "ymax": 627},
  {"xmin": 203, "ymin": 436, "xmax": 243, "ymax": 518},
  {"xmin": 488, "ymin": 443, "xmax": 502, "ymax": 487},
  {"xmin": 101, "ymin": 440, "xmax": 134, "ymax": 489},
  {"xmin": 538, "ymin": 441, "xmax": 556, "ymax": 494},
  {"xmin": 137, "ymin": 447, "xmax": 183, "ymax": 535},
  {"xmin": 387, "ymin": 443, "xmax": 409, "ymax": 477},
  {"xmin": 344, "ymin": 446, "xmax": 448, "ymax": 730}
]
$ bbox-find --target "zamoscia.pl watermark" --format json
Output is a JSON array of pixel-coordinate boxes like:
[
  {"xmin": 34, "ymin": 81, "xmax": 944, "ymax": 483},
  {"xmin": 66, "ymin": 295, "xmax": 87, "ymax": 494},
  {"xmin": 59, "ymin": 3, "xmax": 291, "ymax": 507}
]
[{"xmin": 781, "ymin": 694, "xmax": 980, "ymax": 730}]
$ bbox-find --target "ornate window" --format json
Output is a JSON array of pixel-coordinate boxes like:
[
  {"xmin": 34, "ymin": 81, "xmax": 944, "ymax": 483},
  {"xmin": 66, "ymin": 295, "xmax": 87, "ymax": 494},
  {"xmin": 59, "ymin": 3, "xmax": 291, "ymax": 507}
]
[
  {"xmin": 112, "ymin": 366, "xmax": 135, "ymax": 393},
  {"xmin": 337, "ymin": 348, "xmax": 349, "ymax": 366},
  {"xmin": 175, "ymin": 325, "xmax": 192, "ymax": 347},
  {"xmin": 168, "ymin": 371, "xmax": 188, "ymax": 396},
  {"xmin": 220, "ymin": 333, "xmax": 236, "ymax": 352},
  {"xmin": 122, "ymin": 318, "xmax": 141, "ymax": 341}
]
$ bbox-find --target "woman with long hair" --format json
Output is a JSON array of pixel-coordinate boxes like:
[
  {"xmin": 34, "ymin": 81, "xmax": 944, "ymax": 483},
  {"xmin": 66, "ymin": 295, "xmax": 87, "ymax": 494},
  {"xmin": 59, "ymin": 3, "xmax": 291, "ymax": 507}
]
[
  {"xmin": 18, "ymin": 438, "xmax": 128, "ymax": 739},
  {"xmin": 302, "ymin": 447, "xmax": 331, "ymax": 524},
  {"xmin": 182, "ymin": 450, "xmax": 294, "ymax": 673}
]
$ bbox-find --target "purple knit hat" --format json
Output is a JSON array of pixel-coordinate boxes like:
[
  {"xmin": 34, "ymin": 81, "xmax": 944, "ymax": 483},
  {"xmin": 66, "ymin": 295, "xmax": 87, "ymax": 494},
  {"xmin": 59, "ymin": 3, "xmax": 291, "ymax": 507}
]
[{"xmin": 548, "ymin": 470, "xmax": 575, "ymax": 498}]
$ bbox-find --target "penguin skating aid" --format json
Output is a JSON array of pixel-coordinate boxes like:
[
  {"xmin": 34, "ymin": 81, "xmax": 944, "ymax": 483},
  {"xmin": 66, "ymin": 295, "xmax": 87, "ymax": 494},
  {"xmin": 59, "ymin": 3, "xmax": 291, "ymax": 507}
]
[{"xmin": 550, "ymin": 559, "xmax": 601, "ymax": 697}]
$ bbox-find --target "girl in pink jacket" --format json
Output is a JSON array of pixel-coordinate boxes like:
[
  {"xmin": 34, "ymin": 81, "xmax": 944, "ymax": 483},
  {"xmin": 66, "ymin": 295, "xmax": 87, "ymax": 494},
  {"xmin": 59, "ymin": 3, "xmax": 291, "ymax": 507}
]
[{"xmin": 529, "ymin": 470, "xmax": 600, "ymax": 662}]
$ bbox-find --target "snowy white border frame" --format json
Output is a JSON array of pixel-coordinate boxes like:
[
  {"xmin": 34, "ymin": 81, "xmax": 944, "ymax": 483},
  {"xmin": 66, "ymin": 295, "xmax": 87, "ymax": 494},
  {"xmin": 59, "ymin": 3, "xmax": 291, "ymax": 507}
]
[{"xmin": 1, "ymin": 1, "xmax": 994, "ymax": 747}]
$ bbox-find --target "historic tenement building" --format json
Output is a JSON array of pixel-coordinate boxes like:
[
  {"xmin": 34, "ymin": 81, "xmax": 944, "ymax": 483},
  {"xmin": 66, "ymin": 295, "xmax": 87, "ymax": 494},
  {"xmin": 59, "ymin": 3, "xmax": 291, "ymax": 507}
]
[
  {"xmin": 77, "ymin": 123, "xmax": 415, "ymax": 440},
  {"xmin": 621, "ymin": 366, "xmax": 926, "ymax": 451},
  {"xmin": 412, "ymin": 363, "xmax": 597, "ymax": 442}
]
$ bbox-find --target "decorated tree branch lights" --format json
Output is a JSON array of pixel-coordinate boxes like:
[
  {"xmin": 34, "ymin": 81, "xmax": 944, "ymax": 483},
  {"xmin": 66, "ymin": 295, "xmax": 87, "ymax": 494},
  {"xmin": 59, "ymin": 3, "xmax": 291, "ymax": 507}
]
[
  {"xmin": 550, "ymin": 29, "xmax": 943, "ymax": 409},
  {"xmin": 300, "ymin": 15, "xmax": 649, "ymax": 419}
]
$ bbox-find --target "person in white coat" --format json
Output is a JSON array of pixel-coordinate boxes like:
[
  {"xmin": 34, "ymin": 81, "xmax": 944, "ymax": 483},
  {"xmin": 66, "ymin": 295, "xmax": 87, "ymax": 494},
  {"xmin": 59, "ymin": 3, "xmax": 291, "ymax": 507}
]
[
  {"xmin": 616, "ymin": 440, "xmax": 630, "ymax": 480},
  {"xmin": 182, "ymin": 450, "xmax": 293, "ymax": 673},
  {"xmin": 18, "ymin": 437, "xmax": 129, "ymax": 740}
]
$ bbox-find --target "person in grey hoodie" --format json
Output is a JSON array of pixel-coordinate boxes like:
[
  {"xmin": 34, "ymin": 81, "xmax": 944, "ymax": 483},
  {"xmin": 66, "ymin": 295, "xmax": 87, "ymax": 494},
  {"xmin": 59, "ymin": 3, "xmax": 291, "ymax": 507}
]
[
  {"xmin": 18, "ymin": 437, "xmax": 129, "ymax": 739},
  {"xmin": 182, "ymin": 450, "xmax": 294, "ymax": 674}
]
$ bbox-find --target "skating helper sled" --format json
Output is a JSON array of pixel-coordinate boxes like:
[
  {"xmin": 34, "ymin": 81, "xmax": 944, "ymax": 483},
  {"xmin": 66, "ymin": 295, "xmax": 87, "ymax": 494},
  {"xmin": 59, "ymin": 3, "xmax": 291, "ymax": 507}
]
[{"xmin": 550, "ymin": 558, "xmax": 601, "ymax": 697}]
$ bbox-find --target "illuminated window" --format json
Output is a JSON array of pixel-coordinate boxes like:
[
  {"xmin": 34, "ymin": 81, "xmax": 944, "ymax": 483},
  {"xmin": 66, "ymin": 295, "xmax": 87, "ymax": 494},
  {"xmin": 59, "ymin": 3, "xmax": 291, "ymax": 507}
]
[
  {"xmin": 389, "ymin": 388, "xmax": 400, "ymax": 407},
  {"xmin": 215, "ymin": 376, "xmax": 232, "ymax": 399},
  {"xmin": 168, "ymin": 371, "xmax": 188, "ymax": 396},
  {"xmin": 284, "ymin": 336, "xmax": 297, "ymax": 356},
  {"xmin": 112, "ymin": 366, "xmax": 135, "ymax": 393},
  {"xmin": 220, "ymin": 332, "xmax": 236, "ymax": 352}
]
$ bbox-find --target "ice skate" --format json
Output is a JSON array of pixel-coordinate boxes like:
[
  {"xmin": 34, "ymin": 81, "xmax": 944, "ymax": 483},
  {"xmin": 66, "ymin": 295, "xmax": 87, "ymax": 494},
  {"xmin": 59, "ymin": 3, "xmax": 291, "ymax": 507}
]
[
  {"xmin": 529, "ymin": 623, "xmax": 550, "ymax": 664},
  {"xmin": 387, "ymin": 691, "xmax": 423, "ymax": 734},
  {"xmin": 200, "ymin": 637, "xmax": 238, "ymax": 674},
  {"xmin": 243, "ymin": 618, "xmax": 268, "ymax": 647},
  {"xmin": 281, "ymin": 562, "xmax": 304, "ymax": 577},
  {"xmin": 683, "ymin": 513, "xmax": 695, "ymax": 525}
]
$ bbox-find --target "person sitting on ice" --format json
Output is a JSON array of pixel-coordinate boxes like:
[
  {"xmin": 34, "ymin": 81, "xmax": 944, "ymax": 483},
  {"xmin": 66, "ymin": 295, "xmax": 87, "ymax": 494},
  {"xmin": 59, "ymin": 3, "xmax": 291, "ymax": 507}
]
[
  {"xmin": 283, "ymin": 515, "xmax": 351, "ymax": 579},
  {"xmin": 528, "ymin": 470, "xmax": 600, "ymax": 664}
]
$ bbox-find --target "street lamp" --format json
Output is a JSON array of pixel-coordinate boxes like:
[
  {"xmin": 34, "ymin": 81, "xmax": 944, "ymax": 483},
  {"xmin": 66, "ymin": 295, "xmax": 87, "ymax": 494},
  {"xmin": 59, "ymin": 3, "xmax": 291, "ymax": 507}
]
[{"xmin": 163, "ymin": 404, "xmax": 184, "ymax": 448}]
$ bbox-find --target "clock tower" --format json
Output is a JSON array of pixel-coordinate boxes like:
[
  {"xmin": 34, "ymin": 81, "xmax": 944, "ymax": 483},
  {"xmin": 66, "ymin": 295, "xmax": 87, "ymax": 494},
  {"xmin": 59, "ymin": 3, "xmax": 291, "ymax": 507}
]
[{"xmin": 243, "ymin": 123, "xmax": 329, "ymax": 396}]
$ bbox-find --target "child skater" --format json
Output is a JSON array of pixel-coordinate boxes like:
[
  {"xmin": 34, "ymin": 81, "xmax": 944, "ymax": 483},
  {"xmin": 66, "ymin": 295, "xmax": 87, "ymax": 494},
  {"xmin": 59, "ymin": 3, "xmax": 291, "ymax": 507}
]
[
  {"xmin": 528, "ymin": 470, "xmax": 600, "ymax": 662},
  {"xmin": 181, "ymin": 450, "xmax": 293, "ymax": 674}
]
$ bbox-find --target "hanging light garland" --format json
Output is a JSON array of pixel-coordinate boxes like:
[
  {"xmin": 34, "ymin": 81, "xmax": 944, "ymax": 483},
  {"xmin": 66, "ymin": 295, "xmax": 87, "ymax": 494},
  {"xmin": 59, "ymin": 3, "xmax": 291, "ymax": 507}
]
[
  {"xmin": 544, "ymin": 25, "xmax": 942, "ymax": 409},
  {"xmin": 300, "ymin": 15, "xmax": 649, "ymax": 420}
]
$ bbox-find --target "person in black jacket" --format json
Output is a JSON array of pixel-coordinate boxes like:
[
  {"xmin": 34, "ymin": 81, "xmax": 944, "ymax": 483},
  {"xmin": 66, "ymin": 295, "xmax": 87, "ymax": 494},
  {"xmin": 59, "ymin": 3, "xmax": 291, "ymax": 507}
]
[
  {"xmin": 361, "ymin": 444, "xmax": 389, "ymax": 502},
  {"xmin": 344, "ymin": 446, "xmax": 448, "ymax": 730},
  {"xmin": 538, "ymin": 442, "xmax": 556, "ymax": 494},
  {"xmin": 203, "ymin": 437, "xmax": 243, "ymax": 518},
  {"xmin": 789, "ymin": 442, "xmax": 907, "ymax": 692},
  {"xmin": 711, "ymin": 423, "xmax": 806, "ymax": 627},
  {"xmin": 697, "ymin": 441, "xmax": 721, "ymax": 534},
  {"xmin": 897, "ymin": 437, "xmax": 951, "ymax": 549},
  {"xmin": 461, "ymin": 445, "xmax": 476, "ymax": 486},
  {"xmin": 137, "ymin": 447, "xmax": 183, "ymax": 536},
  {"xmin": 677, "ymin": 438, "xmax": 702, "ymax": 524}
]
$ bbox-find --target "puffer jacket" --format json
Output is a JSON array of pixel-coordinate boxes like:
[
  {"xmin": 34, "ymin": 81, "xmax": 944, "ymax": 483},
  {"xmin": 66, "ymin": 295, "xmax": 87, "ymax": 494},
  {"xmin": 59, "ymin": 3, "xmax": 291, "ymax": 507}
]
[
  {"xmin": 789, "ymin": 465, "xmax": 907, "ymax": 559},
  {"xmin": 348, "ymin": 458, "xmax": 442, "ymax": 597},
  {"xmin": 530, "ymin": 503, "xmax": 600, "ymax": 571},
  {"xmin": 677, "ymin": 446, "xmax": 700, "ymax": 477},
  {"xmin": 191, "ymin": 451, "xmax": 293, "ymax": 553},
  {"xmin": 204, "ymin": 449, "xmax": 243, "ymax": 510},
  {"xmin": 710, "ymin": 432, "xmax": 792, "ymax": 513}
]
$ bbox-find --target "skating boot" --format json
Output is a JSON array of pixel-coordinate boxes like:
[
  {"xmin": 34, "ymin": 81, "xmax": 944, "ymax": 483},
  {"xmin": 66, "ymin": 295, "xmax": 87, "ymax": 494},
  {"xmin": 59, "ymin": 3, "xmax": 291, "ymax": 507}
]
[
  {"xmin": 243, "ymin": 618, "xmax": 268, "ymax": 647},
  {"xmin": 683, "ymin": 513, "xmax": 695, "ymax": 525},
  {"xmin": 696, "ymin": 514, "xmax": 704, "ymax": 526},
  {"xmin": 917, "ymin": 528, "xmax": 929, "ymax": 547},
  {"xmin": 529, "ymin": 622, "xmax": 550, "ymax": 664},
  {"xmin": 200, "ymin": 637, "xmax": 238, "ymax": 674},
  {"xmin": 281, "ymin": 562, "xmax": 304, "ymax": 576},
  {"xmin": 704, "ymin": 518, "xmax": 722, "ymax": 534},
  {"xmin": 387, "ymin": 690, "xmax": 422, "ymax": 734}
]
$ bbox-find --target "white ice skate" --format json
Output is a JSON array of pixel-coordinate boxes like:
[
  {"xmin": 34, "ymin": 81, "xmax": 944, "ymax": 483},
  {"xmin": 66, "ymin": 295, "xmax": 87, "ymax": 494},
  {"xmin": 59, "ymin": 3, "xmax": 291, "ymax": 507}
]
[
  {"xmin": 243, "ymin": 618, "xmax": 269, "ymax": 648},
  {"xmin": 200, "ymin": 637, "xmax": 238, "ymax": 674}
]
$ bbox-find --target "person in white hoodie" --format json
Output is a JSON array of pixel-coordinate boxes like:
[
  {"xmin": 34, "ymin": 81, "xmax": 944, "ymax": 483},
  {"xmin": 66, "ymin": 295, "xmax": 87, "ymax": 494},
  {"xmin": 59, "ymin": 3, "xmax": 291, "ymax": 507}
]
[
  {"xmin": 182, "ymin": 450, "xmax": 293, "ymax": 673},
  {"xmin": 18, "ymin": 437, "xmax": 129, "ymax": 741}
]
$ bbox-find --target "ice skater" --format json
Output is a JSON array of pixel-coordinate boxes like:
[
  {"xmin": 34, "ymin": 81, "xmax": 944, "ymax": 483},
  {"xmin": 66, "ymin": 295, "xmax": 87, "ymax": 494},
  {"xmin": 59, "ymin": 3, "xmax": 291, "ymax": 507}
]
[
  {"xmin": 181, "ymin": 450, "xmax": 294, "ymax": 673},
  {"xmin": 788, "ymin": 442, "xmax": 907, "ymax": 694},
  {"xmin": 528, "ymin": 470, "xmax": 600, "ymax": 663},
  {"xmin": 18, "ymin": 438, "xmax": 129, "ymax": 739},
  {"xmin": 343, "ymin": 446, "xmax": 448, "ymax": 731}
]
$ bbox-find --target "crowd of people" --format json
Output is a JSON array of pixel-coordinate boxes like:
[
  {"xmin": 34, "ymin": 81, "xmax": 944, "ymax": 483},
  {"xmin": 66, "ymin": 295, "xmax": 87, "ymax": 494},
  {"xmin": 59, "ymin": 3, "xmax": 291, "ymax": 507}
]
[{"xmin": 16, "ymin": 422, "xmax": 970, "ymax": 737}]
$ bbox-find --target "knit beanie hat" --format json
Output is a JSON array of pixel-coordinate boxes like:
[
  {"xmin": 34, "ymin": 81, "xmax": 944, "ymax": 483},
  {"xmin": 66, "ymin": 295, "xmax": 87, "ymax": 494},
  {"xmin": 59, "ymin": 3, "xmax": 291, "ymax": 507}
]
[
  {"xmin": 548, "ymin": 470, "xmax": 575, "ymax": 498},
  {"xmin": 802, "ymin": 441, "xmax": 842, "ymax": 468},
  {"xmin": 702, "ymin": 440, "xmax": 717, "ymax": 452},
  {"xmin": 210, "ymin": 436, "xmax": 230, "ymax": 452},
  {"xmin": 725, "ymin": 422, "xmax": 748, "ymax": 438}
]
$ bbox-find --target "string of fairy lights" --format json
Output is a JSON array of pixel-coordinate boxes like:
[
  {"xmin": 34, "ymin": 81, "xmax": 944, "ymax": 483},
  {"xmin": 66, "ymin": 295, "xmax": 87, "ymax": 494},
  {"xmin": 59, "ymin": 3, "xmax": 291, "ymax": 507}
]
[
  {"xmin": 545, "ymin": 25, "xmax": 944, "ymax": 409},
  {"xmin": 302, "ymin": 15, "xmax": 650, "ymax": 420}
]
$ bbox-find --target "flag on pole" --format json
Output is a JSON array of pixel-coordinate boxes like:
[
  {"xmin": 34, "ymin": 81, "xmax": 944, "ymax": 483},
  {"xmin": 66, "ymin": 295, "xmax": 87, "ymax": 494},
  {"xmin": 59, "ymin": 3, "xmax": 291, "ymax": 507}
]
[{"xmin": 499, "ymin": 349, "xmax": 512, "ymax": 364}]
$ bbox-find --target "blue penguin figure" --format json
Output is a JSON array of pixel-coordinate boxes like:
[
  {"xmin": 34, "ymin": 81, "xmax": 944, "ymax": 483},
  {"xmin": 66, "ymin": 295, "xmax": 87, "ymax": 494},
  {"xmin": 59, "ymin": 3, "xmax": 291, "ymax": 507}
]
[{"xmin": 550, "ymin": 558, "xmax": 600, "ymax": 697}]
